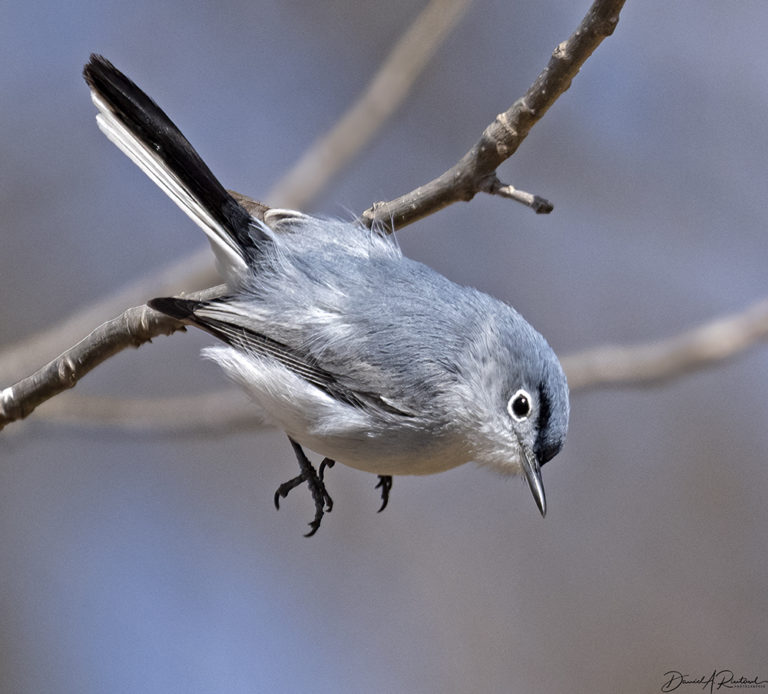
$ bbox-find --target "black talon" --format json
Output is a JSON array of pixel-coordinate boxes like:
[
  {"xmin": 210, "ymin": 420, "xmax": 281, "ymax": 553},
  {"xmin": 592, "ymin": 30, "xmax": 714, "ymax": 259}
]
[
  {"xmin": 274, "ymin": 438, "xmax": 334, "ymax": 537},
  {"xmin": 318, "ymin": 457, "xmax": 335, "ymax": 481},
  {"xmin": 375, "ymin": 475, "xmax": 393, "ymax": 512}
]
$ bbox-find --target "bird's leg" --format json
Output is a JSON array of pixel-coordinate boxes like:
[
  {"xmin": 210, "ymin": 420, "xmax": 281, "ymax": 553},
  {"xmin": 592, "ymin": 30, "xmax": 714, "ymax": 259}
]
[
  {"xmin": 375, "ymin": 475, "xmax": 393, "ymax": 512},
  {"xmin": 274, "ymin": 438, "xmax": 335, "ymax": 537}
]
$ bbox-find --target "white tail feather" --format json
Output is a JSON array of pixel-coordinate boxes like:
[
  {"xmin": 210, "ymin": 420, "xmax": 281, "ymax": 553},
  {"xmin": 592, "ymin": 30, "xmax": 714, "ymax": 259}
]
[{"xmin": 90, "ymin": 91, "xmax": 248, "ymax": 277}]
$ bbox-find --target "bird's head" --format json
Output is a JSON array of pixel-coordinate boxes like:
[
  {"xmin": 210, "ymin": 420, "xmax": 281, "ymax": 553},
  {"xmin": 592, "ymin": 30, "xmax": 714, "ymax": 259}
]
[{"xmin": 453, "ymin": 313, "xmax": 569, "ymax": 516}]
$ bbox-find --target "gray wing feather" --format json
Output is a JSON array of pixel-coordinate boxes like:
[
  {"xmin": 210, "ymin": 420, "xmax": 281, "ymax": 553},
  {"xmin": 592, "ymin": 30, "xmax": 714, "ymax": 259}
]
[{"xmin": 149, "ymin": 296, "xmax": 413, "ymax": 418}]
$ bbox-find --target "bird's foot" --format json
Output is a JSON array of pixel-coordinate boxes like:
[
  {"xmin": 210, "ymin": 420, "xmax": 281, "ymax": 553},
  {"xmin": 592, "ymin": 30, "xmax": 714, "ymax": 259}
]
[
  {"xmin": 375, "ymin": 475, "xmax": 393, "ymax": 512},
  {"xmin": 274, "ymin": 438, "xmax": 335, "ymax": 537}
]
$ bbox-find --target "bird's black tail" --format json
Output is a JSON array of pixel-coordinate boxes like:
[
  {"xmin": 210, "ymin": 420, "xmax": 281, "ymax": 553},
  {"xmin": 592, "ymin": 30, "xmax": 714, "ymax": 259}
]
[{"xmin": 83, "ymin": 54, "xmax": 270, "ymax": 278}]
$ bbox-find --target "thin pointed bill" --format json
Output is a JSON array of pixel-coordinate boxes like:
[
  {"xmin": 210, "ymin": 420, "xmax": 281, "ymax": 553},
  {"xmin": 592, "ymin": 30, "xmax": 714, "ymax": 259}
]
[{"xmin": 517, "ymin": 435, "xmax": 547, "ymax": 517}]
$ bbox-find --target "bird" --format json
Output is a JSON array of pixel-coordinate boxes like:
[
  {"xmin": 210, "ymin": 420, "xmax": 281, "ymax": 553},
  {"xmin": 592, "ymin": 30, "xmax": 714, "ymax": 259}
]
[{"xmin": 82, "ymin": 54, "xmax": 569, "ymax": 535}]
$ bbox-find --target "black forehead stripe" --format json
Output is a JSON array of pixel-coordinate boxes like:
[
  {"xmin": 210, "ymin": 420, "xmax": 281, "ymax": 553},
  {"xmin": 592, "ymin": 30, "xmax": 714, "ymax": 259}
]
[{"xmin": 534, "ymin": 382, "xmax": 553, "ymax": 463}]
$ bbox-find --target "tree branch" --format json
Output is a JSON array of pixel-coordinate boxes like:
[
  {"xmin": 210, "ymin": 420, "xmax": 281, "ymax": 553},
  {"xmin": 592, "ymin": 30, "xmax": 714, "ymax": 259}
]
[
  {"xmin": 0, "ymin": 250, "xmax": 216, "ymax": 387},
  {"xmin": 361, "ymin": 0, "xmax": 625, "ymax": 230},
  {"xmin": 562, "ymin": 298, "xmax": 768, "ymax": 391},
  {"xmin": 0, "ymin": 287, "xmax": 226, "ymax": 431}
]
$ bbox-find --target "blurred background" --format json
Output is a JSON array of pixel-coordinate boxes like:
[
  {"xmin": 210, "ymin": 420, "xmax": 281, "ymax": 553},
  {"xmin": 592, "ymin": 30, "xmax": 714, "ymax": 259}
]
[{"xmin": 1, "ymin": 1, "xmax": 767, "ymax": 692}]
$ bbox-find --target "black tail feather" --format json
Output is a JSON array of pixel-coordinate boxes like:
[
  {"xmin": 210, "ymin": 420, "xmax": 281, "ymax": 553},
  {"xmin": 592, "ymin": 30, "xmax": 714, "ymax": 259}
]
[{"xmin": 83, "ymin": 54, "xmax": 264, "ymax": 254}]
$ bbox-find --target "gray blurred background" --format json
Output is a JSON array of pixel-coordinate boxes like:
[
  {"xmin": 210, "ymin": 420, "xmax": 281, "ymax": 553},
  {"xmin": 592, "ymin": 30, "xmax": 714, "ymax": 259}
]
[{"xmin": 1, "ymin": 1, "xmax": 767, "ymax": 692}]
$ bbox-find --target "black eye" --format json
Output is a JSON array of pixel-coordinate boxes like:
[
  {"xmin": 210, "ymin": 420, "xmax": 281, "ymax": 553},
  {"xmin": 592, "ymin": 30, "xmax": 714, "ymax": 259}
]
[{"xmin": 508, "ymin": 389, "xmax": 532, "ymax": 421}]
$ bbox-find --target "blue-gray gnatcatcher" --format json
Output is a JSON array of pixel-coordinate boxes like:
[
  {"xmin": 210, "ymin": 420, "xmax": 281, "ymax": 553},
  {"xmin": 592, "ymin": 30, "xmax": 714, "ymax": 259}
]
[{"xmin": 83, "ymin": 55, "xmax": 569, "ymax": 535}]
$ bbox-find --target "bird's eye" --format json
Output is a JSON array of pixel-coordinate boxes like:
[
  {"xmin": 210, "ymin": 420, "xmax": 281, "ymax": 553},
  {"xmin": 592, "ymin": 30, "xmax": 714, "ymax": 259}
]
[{"xmin": 508, "ymin": 389, "xmax": 532, "ymax": 421}]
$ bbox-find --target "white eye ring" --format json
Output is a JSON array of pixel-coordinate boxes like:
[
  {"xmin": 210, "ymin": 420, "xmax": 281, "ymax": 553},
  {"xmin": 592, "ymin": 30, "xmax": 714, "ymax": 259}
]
[{"xmin": 507, "ymin": 389, "xmax": 532, "ymax": 421}]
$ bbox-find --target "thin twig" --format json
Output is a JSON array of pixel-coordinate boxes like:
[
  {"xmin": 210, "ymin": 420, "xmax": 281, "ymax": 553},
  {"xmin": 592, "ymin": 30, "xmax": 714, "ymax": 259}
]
[
  {"xmin": 483, "ymin": 180, "xmax": 554, "ymax": 214},
  {"xmin": 361, "ymin": 0, "xmax": 625, "ymax": 230}
]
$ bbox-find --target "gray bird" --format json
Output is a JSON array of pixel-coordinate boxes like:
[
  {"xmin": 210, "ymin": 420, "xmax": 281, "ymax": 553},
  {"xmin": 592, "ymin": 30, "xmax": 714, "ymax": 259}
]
[{"xmin": 83, "ymin": 54, "xmax": 569, "ymax": 535}]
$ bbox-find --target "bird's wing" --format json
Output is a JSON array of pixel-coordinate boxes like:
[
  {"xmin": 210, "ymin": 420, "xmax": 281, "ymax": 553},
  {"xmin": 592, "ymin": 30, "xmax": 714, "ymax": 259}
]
[{"xmin": 149, "ymin": 296, "xmax": 415, "ymax": 418}]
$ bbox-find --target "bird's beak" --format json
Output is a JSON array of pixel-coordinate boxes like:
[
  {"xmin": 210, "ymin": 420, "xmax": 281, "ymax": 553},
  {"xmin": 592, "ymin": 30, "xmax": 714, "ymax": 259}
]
[{"xmin": 517, "ymin": 436, "xmax": 547, "ymax": 517}]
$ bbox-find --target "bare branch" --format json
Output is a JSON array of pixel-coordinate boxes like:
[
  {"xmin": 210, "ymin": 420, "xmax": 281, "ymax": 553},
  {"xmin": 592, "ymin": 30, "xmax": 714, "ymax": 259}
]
[
  {"xmin": 0, "ymin": 287, "xmax": 226, "ymax": 431},
  {"xmin": 562, "ymin": 297, "xmax": 768, "ymax": 391},
  {"xmin": 481, "ymin": 177, "xmax": 554, "ymax": 214},
  {"xmin": 361, "ymin": 0, "xmax": 625, "ymax": 231},
  {"xmin": 0, "ymin": 250, "xmax": 215, "ymax": 387}
]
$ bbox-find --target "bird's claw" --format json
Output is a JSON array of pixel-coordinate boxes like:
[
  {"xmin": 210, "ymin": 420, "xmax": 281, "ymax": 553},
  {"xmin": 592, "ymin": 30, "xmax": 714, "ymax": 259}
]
[
  {"xmin": 375, "ymin": 475, "xmax": 393, "ymax": 512},
  {"xmin": 318, "ymin": 457, "xmax": 335, "ymax": 481},
  {"xmin": 274, "ymin": 439, "xmax": 335, "ymax": 537}
]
